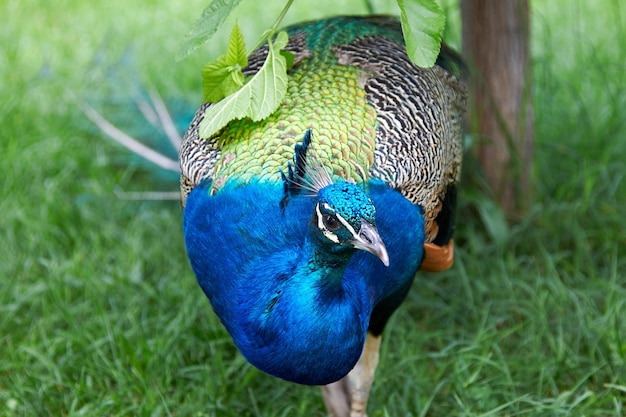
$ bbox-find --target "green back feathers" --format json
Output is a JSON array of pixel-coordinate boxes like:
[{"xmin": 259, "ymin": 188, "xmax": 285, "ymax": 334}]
[
  {"xmin": 211, "ymin": 62, "xmax": 377, "ymax": 184},
  {"xmin": 208, "ymin": 17, "xmax": 405, "ymax": 185}
]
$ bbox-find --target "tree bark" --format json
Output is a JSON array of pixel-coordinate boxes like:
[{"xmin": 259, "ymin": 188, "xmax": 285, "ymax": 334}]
[{"xmin": 461, "ymin": 0, "xmax": 534, "ymax": 218}]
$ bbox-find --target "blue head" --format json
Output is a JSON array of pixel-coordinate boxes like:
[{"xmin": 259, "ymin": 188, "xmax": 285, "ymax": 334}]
[
  {"xmin": 282, "ymin": 130, "xmax": 389, "ymax": 267},
  {"xmin": 311, "ymin": 181, "xmax": 389, "ymax": 266}
]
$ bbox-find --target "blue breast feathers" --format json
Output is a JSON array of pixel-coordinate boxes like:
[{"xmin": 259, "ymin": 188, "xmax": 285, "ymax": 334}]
[{"xmin": 183, "ymin": 178, "xmax": 425, "ymax": 385}]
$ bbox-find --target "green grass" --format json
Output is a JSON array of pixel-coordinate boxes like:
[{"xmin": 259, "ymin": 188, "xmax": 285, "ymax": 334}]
[{"xmin": 2, "ymin": 0, "xmax": 625, "ymax": 416}]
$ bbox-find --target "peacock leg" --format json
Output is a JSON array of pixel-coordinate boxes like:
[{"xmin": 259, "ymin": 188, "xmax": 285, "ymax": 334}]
[{"xmin": 322, "ymin": 332, "xmax": 382, "ymax": 417}]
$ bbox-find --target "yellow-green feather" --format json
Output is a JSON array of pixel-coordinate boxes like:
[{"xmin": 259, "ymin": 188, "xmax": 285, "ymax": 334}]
[{"xmin": 212, "ymin": 59, "xmax": 378, "ymax": 184}]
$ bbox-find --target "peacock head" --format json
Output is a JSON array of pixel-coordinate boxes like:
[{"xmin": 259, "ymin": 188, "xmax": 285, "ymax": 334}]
[
  {"xmin": 312, "ymin": 181, "xmax": 389, "ymax": 266},
  {"xmin": 281, "ymin": 129, "xmax": 389, "ymax": 266}
]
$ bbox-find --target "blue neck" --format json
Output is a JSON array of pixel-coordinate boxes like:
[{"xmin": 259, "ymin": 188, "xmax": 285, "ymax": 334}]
[
  {"xmin": 305, "ymin": 230, "xmax": 355, "ymax": 272},
  {"xmin": 234, "ymin": 233, "xmax": 371, "ymax": 385}
]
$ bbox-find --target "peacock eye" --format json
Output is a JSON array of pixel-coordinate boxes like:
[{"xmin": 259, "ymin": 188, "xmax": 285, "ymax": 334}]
[{"xmin": 322, "ymin": 214, "xmax": 341, "ymax": 231}]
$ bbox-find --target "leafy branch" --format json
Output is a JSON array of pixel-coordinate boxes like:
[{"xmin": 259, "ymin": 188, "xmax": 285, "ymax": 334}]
[{"xmin": 198, "ymin": 31, "xmax": 292, "ymax": 139}]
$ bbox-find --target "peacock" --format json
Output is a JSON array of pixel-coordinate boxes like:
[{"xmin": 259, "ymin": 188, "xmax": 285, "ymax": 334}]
[
  {"xmin": 179, "ymin": 15, "xmax": 466, "ymax": 416},
  {"xmin": 86, "ymin": 14, "xmax": 465, "ymax": 416}
]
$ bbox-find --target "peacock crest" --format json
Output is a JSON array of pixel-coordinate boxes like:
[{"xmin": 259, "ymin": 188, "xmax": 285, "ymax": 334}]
[{"xmin": 280, "ymin": 129, "xmax": 334, "ymax": 210}]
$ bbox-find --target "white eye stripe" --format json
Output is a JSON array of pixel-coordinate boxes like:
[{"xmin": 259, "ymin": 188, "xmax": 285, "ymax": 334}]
[
  {"xmin": 316, "ymin": 203, "xmax": 360, "ymax": 243},
  {"xmin": 316, "ymin": 204, "xmax": 339, "ymax": 243},
  {"xmin": 322, "ymin": 203, "xmax": 359, "ymax": 238}
]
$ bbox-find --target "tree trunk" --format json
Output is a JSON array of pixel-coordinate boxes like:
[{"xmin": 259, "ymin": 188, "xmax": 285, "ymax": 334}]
[{"xmin": 461, "ymin": 0, "xmax": 534, "ymax": 219}]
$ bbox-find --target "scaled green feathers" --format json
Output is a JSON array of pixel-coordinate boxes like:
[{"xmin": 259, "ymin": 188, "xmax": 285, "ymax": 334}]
[{"xmin": 212, "ymin": 53, "xmax": 378, "ymax": 184}]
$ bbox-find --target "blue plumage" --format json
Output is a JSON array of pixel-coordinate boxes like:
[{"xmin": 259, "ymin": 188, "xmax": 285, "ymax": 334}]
[{"xmin": 183, "ymin": 174, "xmax": 424, "ymax": 385}]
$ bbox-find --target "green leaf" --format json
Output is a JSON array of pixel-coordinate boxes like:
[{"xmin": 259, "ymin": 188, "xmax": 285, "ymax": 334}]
[
  {"xmin": 224, "ymin": 21, "xmax": 248, "ymax": 68},
  {"xmin": 202, "ymin": 22, "xmax": 248, "ymax": 102},
  {"xmin": 396, "ymin": 0, "xmax": 446, "ymax": 68},
  {"xmin": 177, "ymin": 0, "xmax": 243, "ymax": 60},
  {"xmin": 198, "ymin": 31, "xmax": 290, "ymax": 139}
]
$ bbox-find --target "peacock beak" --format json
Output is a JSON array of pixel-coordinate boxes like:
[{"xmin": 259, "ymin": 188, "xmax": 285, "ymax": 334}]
[{"xmin": 350, "ymin": 220, "xmax": 390, "ymax": 267}]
